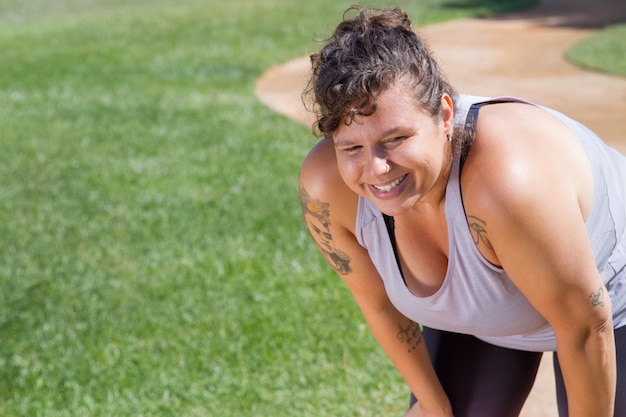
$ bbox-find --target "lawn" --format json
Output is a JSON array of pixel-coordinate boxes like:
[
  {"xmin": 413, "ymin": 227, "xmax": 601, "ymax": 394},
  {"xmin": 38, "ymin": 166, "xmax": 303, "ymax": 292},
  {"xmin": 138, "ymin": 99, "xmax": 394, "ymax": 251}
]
[
  {"xmin": 567, "ymin": 23, "xmax": 626, "ymax": 77},
  {"xmin": 1, "ymin": 0, "xmax": 621, "ymax": 416}
]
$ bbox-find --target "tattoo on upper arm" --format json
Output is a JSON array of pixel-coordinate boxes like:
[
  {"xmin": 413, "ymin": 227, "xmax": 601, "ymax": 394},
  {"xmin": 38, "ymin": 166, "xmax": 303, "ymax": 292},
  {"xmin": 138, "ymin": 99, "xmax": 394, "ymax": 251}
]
[
  {"xmin": 300, "ymin": 185, "xmax": 352, "ymax": 275},
  {"xmin": 589, "ymin": 286, "xmax": 605, "ymax": 307},
  {"xmin": 397, "ymin": 320, "xmax": 422, "ymax": 353},
  {"xmin": 468, "ymin": 215, "xmax": 493, "ymax": 251}
]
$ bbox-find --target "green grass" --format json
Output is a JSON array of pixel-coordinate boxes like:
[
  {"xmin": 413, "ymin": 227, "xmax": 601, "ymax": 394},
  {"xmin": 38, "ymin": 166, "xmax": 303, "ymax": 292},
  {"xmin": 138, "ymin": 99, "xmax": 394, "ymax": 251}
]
[
  {"xmin": 567, "ymin": 23, "xmax": 626, "ymax": 78},
  {"xmin": 0, "ymin": 1, "xmax": 577, "ymax": 416}
]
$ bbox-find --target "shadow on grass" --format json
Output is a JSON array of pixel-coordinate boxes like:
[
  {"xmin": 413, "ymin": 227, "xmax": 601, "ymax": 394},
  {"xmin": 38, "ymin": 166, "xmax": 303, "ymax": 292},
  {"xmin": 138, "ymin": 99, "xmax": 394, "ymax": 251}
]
[
  {"xmin": 472, "ymin": 0, "xmax": 626, "ymax": 29},
  {"xmin": 441, "ymin": 0, "xmax": 538, "ymax": 14}
]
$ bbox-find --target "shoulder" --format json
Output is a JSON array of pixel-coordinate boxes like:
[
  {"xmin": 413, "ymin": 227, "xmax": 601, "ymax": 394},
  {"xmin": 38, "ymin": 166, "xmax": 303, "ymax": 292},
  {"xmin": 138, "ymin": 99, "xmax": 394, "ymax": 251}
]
[
  {"xmin": 461, "ymin": 102, "xmax": 593, "ymax": 217},
  {"xmin": 458, "ymin": 103, "xmax": 594, "ymax": 264},
  {"xmin": 299, "ymin": 138, "xmax": 358, "ymax": 233},
  {"xmin": 299, "ymin": 139, "xmax": 386, "ymax": 294}
]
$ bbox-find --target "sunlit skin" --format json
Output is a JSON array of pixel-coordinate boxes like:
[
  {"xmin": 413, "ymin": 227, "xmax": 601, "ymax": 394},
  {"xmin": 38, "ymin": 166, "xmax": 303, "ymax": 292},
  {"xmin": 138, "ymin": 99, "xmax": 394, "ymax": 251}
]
[{"xmin": 332, "ymin": 80, "xmax": 454, "ymax": 218}]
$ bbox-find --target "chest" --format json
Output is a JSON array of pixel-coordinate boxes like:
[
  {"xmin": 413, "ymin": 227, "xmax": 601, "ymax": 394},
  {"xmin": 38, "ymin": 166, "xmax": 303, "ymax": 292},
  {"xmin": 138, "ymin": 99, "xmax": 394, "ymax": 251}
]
[
  {"xmin": 361, "ymin": 199, "xmax": 549, "ymax": 340},
  {"xmin": 392, "ymin": 212, "xmax": 450, "ymax": 297},
  {"xmin": 392, "ymin": 205, "xmax": 501, "ymax": 297}
]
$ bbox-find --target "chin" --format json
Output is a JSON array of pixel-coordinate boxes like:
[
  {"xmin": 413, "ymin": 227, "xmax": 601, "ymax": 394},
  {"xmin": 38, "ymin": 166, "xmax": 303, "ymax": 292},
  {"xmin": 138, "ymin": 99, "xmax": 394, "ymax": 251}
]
[{"xmin": 376, "ymin": 203, "xmax": 407, "ymax": 217}]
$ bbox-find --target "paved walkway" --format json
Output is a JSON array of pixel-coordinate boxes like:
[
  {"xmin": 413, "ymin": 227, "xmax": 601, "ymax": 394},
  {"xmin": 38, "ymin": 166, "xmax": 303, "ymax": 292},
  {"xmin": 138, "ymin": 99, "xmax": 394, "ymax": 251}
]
[{"xmin": 255, "ymin": 1, "xmax": 626, "ymax": 414}]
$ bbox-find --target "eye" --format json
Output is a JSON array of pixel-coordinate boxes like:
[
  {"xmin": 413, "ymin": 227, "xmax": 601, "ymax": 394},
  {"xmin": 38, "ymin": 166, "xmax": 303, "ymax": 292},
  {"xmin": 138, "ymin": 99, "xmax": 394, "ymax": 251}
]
[
  {"xmin": 342, "ymin": 145, "xmax": 362, "ymax": 155},
  {"xmin": 386, "ymin": 136, "xmax": 407, "ymax": 145}
]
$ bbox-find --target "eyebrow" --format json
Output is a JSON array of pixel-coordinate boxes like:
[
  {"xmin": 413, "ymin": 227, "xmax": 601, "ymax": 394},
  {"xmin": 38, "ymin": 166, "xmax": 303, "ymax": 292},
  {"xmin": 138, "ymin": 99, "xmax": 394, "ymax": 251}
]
[
  {"xmin": 333, "ymin": 138, "xmax": 357, "ymax": 148},
  {"xmin": 333, "ymin": 126, "xmax": 406, "ymax": 148}
]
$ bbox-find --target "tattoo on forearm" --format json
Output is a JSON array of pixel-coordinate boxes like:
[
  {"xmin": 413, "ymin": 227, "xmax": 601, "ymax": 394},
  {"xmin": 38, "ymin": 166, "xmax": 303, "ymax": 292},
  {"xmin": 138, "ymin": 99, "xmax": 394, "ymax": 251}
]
[
  {"xmin": 300, "ymin": 185, "xmax": 352, "ymax": 275},
  {"xmin": 397, "ymin": 320, "xmax": 422, "ymax": 353},
  {"xmin": 589, "ymin": 286, "xmax": 605, "ymax": 307},
  {"xmin": 468, "ymin": 215, "xmax": 493, "ymax": 251}
]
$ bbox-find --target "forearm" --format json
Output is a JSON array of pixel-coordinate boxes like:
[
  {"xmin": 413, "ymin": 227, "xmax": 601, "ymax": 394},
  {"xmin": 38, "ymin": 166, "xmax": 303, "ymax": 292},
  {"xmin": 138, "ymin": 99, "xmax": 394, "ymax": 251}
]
[
  {"xmin": 363, "ymin": 305, "xmax": 452, "ymax": 415},
  {"xmin": 556, "ymin": 321, "xmax": 616, "ymax": 416}
]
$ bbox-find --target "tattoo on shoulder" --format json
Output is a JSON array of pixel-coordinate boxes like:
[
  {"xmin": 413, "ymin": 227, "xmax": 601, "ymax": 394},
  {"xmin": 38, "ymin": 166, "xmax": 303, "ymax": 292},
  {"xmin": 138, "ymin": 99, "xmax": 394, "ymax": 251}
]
[
  {"xmin": 589, "ymin": 286, "xmax": 605, "ymax": 307},
  {"xmin": 397, "ymin": 319, "xmax": 422, "ymax": 353},
  {"xmin": 468, "ymin": 215, "xmax": 493, "ymax": 251},
  {"xmin": 300, "ymin": 185, "xmax": 352, "ymax": 275}
]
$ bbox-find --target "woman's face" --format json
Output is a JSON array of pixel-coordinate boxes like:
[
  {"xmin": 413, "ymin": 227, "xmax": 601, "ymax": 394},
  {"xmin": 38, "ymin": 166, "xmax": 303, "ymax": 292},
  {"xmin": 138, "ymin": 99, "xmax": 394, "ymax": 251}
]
[{"xmin": 332, "ymin": 81, "xmax": 454, "ymax": 216}]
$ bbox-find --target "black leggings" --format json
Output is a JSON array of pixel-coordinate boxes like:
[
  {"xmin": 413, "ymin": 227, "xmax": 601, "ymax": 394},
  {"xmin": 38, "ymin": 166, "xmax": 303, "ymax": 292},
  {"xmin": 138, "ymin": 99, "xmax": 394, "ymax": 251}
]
[{"xmin": 410, "ymin": 325, "xmax": 626, "ymax": 417}]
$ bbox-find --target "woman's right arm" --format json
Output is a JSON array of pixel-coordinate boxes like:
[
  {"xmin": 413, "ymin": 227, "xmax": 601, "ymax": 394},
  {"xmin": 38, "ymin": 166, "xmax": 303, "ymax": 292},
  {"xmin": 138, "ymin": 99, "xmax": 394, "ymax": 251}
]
[{"xmin": 298, "ymin": 139, "xmax": 453, "ymax": 417}]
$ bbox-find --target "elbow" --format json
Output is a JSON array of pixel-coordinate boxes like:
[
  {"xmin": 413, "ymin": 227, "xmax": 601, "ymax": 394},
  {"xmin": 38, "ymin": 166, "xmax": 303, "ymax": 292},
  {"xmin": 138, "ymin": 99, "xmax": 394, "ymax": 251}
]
[
  {"xmin": 578, "ymin": 319, "xmax": 614, "ymax": 357},
  {"xmin": 582, "ymin": 309, "xmax": 614, "ymax": 346},
  {"xmin": 594, "ymin": 314, "xmax": 613, "ymax": 335},
  {"xmin": 588, "ymin": 295, "xmax": 614, "ymax": 340},
  {"xmin": 586, "ymin": 315, "xmax": 615, "ymax": 355},
  {"xmin": 554, "ymin": 314, "xmax": 615, "ymax": 372},
  {"xmin": 555, "ymin": 300, "xmax": 614, "ymax": 350}
]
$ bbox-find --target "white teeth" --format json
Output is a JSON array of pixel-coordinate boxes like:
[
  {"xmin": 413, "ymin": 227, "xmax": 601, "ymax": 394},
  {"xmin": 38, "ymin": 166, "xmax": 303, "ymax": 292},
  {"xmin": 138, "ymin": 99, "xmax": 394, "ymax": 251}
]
[{"xmin": 373, "ymin": 175, "xmax": 406, "ymax": 192}]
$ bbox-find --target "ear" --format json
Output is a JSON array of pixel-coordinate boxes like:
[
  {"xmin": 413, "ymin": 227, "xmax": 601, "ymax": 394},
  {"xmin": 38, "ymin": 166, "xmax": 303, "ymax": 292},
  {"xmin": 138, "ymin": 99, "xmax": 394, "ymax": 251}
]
[{"xmin": 441, "ymin": 93, "xmax": 454, "ymax": 134}]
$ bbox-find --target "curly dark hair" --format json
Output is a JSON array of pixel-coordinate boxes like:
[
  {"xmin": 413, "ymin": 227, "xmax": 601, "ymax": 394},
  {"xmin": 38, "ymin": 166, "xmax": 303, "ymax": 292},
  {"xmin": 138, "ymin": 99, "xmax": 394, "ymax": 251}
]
[{"xmin": 304, "ymin": 7, "xmax": 457, "ymax": 139}]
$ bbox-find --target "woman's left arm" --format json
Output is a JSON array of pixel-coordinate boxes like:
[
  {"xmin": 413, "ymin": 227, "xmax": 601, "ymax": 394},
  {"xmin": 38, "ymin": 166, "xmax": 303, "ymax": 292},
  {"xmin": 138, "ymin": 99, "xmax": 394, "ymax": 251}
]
[
  {"xmin": 466, "ymin": 104, "xmax": 617, "ymax": 416},
  {"xmin": 488, "ymin": 194, "xmax": 616, "ymax": 417}
]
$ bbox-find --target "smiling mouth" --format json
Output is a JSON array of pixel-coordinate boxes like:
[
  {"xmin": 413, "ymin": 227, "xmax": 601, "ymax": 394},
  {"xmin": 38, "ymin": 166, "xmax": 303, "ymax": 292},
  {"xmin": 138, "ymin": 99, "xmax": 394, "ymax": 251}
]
[{"xmin": 372, "ymin": 174, "xmax": 408, "ymax": 192}]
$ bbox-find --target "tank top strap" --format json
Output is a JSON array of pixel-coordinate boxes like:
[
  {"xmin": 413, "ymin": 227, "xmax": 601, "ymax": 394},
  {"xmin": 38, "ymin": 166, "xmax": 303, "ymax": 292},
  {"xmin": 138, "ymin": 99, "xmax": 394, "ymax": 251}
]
[{"xmin": 460, "ymin": 99, "xmax": 521, "ymax": 167}]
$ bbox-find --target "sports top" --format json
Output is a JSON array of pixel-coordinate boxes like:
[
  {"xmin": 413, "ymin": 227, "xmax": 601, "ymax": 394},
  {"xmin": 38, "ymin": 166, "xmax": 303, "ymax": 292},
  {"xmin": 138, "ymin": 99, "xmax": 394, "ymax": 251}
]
[{"xmin": 355, "ymin": 95, "xmax": 626, "ymax": 352}]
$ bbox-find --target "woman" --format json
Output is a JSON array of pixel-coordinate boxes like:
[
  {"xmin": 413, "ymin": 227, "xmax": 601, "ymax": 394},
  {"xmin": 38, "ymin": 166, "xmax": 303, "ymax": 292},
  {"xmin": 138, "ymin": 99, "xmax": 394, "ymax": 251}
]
[{"xmin": 299, "ymin": 7, "xmax": 626, "ymax": 417}]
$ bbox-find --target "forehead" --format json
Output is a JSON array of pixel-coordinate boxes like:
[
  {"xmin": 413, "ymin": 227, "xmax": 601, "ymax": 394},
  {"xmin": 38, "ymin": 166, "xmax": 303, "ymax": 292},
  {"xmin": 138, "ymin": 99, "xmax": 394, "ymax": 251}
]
[{"xmin": 333, "ymin": 83, "xmax": 427, "ymax": 142}]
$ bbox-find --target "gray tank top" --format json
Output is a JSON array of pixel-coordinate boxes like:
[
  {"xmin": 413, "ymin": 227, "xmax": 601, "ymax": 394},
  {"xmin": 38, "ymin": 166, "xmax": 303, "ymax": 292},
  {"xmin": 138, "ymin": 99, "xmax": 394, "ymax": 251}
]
[{"xmin": 355, "ymin": 95, "xmax": 626, "ymax": 352}]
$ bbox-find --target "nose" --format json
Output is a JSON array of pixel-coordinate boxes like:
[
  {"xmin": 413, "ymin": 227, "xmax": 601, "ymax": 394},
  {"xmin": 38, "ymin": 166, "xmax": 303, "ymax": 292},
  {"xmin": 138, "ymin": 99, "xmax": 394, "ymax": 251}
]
[{"xmin": 368, "ymin": 153, "xmax": 391, "ymax": 176}]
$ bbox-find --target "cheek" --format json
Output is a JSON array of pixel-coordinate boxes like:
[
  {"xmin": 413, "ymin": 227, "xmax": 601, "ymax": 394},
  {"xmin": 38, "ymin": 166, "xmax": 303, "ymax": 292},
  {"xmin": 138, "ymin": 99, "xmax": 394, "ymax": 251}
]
[
  {"xmin": 337, "ymin": 158, "xmax": 368, "ymax": 195},
  {"xmin": 336, "ymin": 156, "xmax": 360, "ymax": 184}
]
